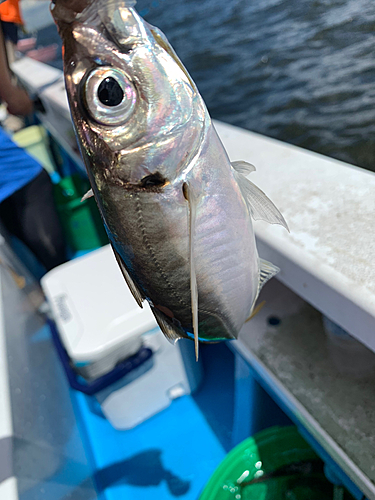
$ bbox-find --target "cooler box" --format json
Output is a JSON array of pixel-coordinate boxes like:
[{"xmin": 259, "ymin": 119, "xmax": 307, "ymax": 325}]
[{"xmin": 41, "ymin": 245, "xmax": 202, "ymax": 429}]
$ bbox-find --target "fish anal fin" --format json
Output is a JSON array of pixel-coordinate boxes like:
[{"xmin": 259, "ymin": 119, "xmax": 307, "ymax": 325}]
[
  {"xmin": 182, "ymin": 182, "xmax": 200, "ymax": 361},
  {"xmin": 258, "ymin": 258, "xmax": 280, "ymax": 295},
  {"xmin": 111, "ymin": 244, "xmax": 144, "ymax": 308},
  {"xmin": 233, "ymin": 169, "xmax": 289, "ymax": 231},
  {"xmin": 152, "ymin": 306, "xmax": 188, "ymax": 344}
]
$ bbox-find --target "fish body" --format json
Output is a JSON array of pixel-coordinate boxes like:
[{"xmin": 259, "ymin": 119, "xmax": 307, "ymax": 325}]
[{"xmin": 51, "ymin": 0, "xmax": 287, "ymax": 354}]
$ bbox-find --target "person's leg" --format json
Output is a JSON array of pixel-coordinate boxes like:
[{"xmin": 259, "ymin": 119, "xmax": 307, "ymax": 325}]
[{"xmin": 0, "ymin": 169, "xmax": 67, "ymax": 271}]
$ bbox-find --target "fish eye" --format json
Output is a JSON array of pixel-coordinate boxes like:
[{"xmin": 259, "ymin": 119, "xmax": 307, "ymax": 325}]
[{"xmin": 84, "ymin": 67, "xmax": 136, "ymax": 126}]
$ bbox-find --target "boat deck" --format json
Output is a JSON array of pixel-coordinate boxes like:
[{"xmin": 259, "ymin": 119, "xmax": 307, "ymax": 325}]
[{"xmin": 71, "ymin": 343, "xmax": 234, "ymax": 500}]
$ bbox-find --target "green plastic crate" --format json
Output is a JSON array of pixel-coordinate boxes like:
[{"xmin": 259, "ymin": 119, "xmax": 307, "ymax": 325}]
[{"xmin": 54, "ymin": 174, "xmax": 108, "ymax": 251}]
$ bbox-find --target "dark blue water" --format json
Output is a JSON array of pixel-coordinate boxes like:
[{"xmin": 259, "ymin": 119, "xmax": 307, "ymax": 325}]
[{"xmin": 36, "ymin": 0, "xmax": 375, "ymax": 171}]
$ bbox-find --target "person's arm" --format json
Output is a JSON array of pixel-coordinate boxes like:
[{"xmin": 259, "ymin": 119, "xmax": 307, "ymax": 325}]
[{"xmin": 0, "ymin": 24, "xmax": 33, "ymax": 116}]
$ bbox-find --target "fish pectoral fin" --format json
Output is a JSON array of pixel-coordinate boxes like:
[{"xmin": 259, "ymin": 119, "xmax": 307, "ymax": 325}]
[
  {"xmin": 182, "ymin": 182, "xmax": 200, "ymax": 362},
  {"xmin": 232, "ymin": 166, "xmax": 289, "ymax": 231},
  {"xmin": 258, "ymin": 259, "xmax": 280, "ymax": 294},
  {"xmin": 111, "ymin": 244, "xmax": 144, "ymax": 308},
  {"xmin": 151, "ymin": 307, "xmax": 189, "ymax": 344},
  {"xmin": 81, "ymin": 189, "xmax": 94, "ymax": 202},
  {"xmin": 231, "ymin": 160, "xmax": 256, "ymax": 175}
]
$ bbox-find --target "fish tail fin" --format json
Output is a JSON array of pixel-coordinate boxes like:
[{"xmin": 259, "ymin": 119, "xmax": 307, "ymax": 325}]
[{"xmin": 183, "ymin": 182, "xmax": 199, "ymax": 362}]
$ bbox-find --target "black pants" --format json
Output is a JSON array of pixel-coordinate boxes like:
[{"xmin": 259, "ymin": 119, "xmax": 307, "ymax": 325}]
[
  {"xmin": 0, "ymin": 21, "xmax": 19, "ymax": 44},
  {"xmin": 0, "ymin": 170, "xmax": 67, "ymax": 271}
]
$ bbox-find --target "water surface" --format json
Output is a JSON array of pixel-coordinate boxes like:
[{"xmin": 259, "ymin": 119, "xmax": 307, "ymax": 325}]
[
  {"xmin": 32, "ymin": 0, "xmax": 375, "ymax": 171},
  {"xmin": 138, "ymin": 0, "xmax": 375, "ymax": 171}
]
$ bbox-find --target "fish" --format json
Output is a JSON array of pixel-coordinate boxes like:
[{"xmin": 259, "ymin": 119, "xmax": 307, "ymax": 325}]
[{"xmin": 51, "ymin": 0, "xmax": 288, "ymax": 360}]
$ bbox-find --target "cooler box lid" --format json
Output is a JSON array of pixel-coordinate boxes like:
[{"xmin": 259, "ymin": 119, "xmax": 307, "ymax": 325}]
[{"xmin": 41, "ymin": 245, "xmax": 158, "ymax": 366}]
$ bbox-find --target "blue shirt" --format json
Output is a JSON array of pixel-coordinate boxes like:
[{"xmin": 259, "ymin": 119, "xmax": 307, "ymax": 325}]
[{"xmin": 0, "ymin": 127, "xmax": 43, "ymax": 203}]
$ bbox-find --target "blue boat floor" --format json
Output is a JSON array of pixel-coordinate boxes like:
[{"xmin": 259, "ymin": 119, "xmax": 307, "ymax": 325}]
[{"xmin": 71, "ymin": 343, "xmax": 235, "ymax": 500}]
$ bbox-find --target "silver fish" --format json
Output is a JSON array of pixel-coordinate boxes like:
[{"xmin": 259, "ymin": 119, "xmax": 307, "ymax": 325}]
[{"xmin": 51, "ymin": 0, "xmax": 288, "ymax": 359}]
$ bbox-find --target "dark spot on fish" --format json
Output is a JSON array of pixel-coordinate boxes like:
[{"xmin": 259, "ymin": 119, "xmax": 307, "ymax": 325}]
[
  {"xmin": 140, "ymin": 172, "xmax": 166, "ymax": 188},
  {"xmin": 98, "ymin": 77, "xmax": 124, "ymax": 106},
  {"xmin": 101, "ymin": 166, "xmax": 166, "ymax": 192}
]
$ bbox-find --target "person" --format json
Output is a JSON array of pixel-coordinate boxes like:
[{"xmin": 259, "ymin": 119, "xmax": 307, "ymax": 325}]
[
  {"xmin": 0, "ymin": 0, "xmax": 23, "ymax": 64},
  {"xmin": 0, "ymin": 22, "xmax": 67, "ymax": 272}
]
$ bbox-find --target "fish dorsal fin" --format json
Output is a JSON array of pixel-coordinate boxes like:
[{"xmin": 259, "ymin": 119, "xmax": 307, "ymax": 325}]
[
  {"xmin": 151, "ymin": 306, "xmax": 188, "ymax": 344},
  {"xmin": 232, "ymin": 163, "xmax": 289, "ymax": 231},
  {"xmin": 111, "ymin": 244, "xmax": 144, "ymax": 308},
  {"xmin": 182, "ymin": 182, "xmax": 199, "ymax": 361},
  {"xmin": 258, "ymin": 258, "xmax": 280, "ymax": 294},
  {"xmin": 231, "ymin": 160, "xmax": 256, "ymax": 176}
]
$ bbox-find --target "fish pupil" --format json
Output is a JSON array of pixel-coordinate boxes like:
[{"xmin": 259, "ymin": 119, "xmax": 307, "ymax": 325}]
[{"xmin": 97, "ymin": 77, "xmax": 124, "ymax": 106}]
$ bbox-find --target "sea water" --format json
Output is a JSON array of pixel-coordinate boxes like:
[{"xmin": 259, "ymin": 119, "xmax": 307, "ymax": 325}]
[{"xmin": 26, "ymin": 0, "xmax": 375, "ymax": 171}]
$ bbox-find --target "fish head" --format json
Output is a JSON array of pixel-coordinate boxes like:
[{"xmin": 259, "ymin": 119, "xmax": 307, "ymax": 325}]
[{"xmin": 51, "ymin": 0, "xmax": 208, "ymax": 193}]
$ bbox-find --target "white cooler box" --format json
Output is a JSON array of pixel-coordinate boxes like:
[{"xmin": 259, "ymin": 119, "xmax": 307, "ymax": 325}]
[{"xmin": 41, "ymin": 245, "xmax": 202, "ymax": 429}]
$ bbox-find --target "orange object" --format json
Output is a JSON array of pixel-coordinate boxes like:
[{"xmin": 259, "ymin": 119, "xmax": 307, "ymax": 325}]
[{"xmin": 0, "ymin": 0, "xmax": 23, "ymax": 25}]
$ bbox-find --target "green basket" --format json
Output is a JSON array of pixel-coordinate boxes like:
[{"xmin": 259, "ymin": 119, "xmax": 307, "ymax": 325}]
[
  {"xmin": 54, "ymin": 174, "xmax": 108, "ymax": 251},
  {"xmin": 199, "ymin": 426, "xmax": 354, "ymax": 500}
]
